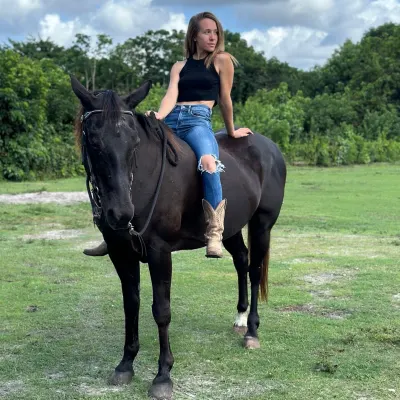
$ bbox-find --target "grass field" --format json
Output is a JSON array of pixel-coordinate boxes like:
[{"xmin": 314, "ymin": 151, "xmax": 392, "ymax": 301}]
[{"xmin": 1, "ymin": 164, "xmax": 399, "ymax": 400}]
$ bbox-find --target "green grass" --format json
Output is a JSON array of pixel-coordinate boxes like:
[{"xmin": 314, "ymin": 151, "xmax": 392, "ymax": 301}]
[
  {"xmin": 0, "ymin": 177, "xmax": 86, "ymax": 194},
  {"xmin": 1, "ymin": 164, "xmax": 399, "ymax": 399}
]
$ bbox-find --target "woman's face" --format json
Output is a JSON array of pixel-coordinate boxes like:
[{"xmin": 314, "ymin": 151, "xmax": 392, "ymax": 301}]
[{"xmin": 195, "ymin": 18, "xmax": 218, "ymax": 53}]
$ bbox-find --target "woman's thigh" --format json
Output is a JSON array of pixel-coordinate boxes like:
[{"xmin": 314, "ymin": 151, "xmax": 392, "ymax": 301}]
[{"xmin": 180, "ymin": 123, "xmax": 219, "ymax": 160}]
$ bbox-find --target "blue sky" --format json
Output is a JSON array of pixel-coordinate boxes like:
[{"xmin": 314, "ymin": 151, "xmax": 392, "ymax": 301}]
[{"xmin": 1, "ymin": 0, "xmax": 400, "ymax": 70}]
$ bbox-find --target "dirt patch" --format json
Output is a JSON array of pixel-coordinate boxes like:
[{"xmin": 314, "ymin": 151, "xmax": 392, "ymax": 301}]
[
  {"xmin": 76, "ymin": 240, "xmax": 102, "ymax": 251},
  {"xmin": 272, "ymin": 232, "xmax": 399, "ymax": 260},
  {"xmin": 0, "ymin": 380, "xmax": 25, "ymax": 396},
  {"xmin": 46, "ymin": 372, "xmax": 65, "ymax": 380},
  {"xmin": 78, "ymin": 383, "xmax": 123, "ymax": 395},
  {"xmin": 175, "ymin": 375, "xmax": 285, "ymax": 399},
  {"xmin": 393, "ymin": 294, "xmax": 400, "ymax": 309},
  {"xmin": 303, "ymin": 272, "xmax": 350, "ymax": 285},
  {"xmin": 279, "ymin": 304, "xmax": 316, "ymax": 313},
  {"xmin": 290, "ymin": 258, "xmax": 326, "ymax": 265},
  {"xmin": 0, "ymin": 191, "xmax": 87, "ymax": 205},
  {"xmin": 323, "ymin": 311, "xmax": 351, "ymax": 320},
  {"xmin": 308, "ymin": 290, "xmax": 350, "ymax": 301},
  {"xmin": 309, "ymin": 290, "xmax": 333, "ymax": 298},
  {"xmin": 23, "ymin": 229, "xmax": 83, "ymax": 240},
  {"xmin": 277, "ymin": 304, "xmax": 351, "ymax": 320}
]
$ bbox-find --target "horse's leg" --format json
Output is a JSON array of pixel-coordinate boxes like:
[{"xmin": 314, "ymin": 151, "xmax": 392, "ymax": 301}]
[
  {"xmin": 147, "ymin": 250, "xmax": 174, "ymax": 400},
  {"xmin": 223, "ymin": 231, "xmax": 249, "ymax": 335},
  {"xmin": 245, "ymin": 211, "xmax": 273, "ymax": 349},
  {"xmin": 108, "ymin": 242, "xmax": 140, "ymax": 385}
]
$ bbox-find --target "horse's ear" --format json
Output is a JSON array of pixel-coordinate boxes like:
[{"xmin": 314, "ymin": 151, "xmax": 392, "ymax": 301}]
[
  {"xmin": 123, "ymin": 81, "xmax": 152, "ymax": 109},
  {"xmin": 70, "ymin": 75, "xmax": 95, "ymax": 110}
]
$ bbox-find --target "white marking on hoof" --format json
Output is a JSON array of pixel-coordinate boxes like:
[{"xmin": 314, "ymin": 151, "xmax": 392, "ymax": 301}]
[{"xmin": 234, "ymin": 311, "xmax": 248, "ymax": 327}]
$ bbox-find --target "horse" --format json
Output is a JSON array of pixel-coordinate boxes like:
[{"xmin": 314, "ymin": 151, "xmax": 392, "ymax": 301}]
[{"xmin": 70, "ymin": 76, "xmax": 286, "ymax": 400}]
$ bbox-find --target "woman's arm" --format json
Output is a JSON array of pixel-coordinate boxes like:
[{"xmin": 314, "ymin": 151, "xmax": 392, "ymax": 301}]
[
  {"xmin": 149, "ymin": 61, "xmax": 184, "ymax": 119},
  {"xmin": 216, "ymin": 53, "xmax": 252, "ymax": 138}
]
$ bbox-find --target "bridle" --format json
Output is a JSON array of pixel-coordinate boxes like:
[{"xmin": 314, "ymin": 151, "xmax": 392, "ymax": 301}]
[{"xmin": 81, "ymin": 109, "xmax": 168, "ymax": 257}]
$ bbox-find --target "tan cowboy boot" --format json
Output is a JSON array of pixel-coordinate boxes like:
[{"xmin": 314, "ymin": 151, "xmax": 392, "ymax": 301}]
[
  {"xmin": 83, "ymin": 241, "xmax": 108, "ymax": 256},
  {"xmin": 202, "ymin": 199, "xmax": 227, "ymax": 258}
]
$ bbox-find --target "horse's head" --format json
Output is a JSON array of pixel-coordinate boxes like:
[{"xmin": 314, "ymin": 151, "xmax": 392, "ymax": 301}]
[{"xmin": 70, "ymin": 75, "xmax": 151, "ymax": 231}]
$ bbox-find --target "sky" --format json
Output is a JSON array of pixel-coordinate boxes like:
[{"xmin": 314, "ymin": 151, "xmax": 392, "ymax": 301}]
[{"xmin": 1, "ymin": 0, "xmax": 400, "ymax": 70}]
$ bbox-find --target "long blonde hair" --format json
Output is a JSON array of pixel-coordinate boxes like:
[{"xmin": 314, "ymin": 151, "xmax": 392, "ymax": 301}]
[{"xmin": 184, "ymin": 11, "xmax": 238, "ymax": 68}]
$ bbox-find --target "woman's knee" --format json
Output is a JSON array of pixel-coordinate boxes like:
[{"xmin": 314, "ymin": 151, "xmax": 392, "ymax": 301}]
[
  {"xmin": 200, "ymin": 155, "xmax": 217, "ymax": 173},
  {"xmin": 198, "ymin": 154, "xmax": 225, "ymax": 174}
]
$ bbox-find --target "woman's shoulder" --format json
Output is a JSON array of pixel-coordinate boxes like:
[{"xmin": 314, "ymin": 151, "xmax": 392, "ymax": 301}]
[
  {"xmin": 214, "ymin": 52, "xmax": 237, "ymax": 74},
  {"xmin": 214, "ymin": 51, "xmax": 237, "ymax": 66},
  {"xmin": 215, "ymin": 51, "xmax": 232, "ymax": 61},
  {"xmin": 171, "ymin": 60, "xmax": 187, "ymax": 75}
]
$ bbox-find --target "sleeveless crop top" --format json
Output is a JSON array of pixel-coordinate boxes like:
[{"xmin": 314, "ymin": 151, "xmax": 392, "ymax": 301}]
[{"xmin": 177, "ymin": 56, "xmax": 220, "ymax": 104}]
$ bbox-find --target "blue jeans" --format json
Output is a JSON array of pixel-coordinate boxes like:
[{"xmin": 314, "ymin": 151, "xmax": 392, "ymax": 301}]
[{"xmin": 164, "ymin": 105, "xmax": 224, "ymax": 209}]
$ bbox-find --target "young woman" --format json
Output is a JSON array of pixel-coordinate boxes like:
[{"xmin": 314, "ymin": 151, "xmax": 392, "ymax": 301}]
[{"xmin": 84, "ymin": 11, "xmax": 252, "ymax": 258}]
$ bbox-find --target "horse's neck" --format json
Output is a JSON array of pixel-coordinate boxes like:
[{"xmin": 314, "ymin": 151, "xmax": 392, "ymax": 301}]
[{"xmin": 130, "ymin": 129, "xmax": 163, "ymax": 211}]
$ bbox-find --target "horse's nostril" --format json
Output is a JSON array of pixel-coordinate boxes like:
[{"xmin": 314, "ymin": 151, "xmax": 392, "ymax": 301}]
[{"xmin": 106, "ymin": 207, "xmax": 134, "ymax": 229}]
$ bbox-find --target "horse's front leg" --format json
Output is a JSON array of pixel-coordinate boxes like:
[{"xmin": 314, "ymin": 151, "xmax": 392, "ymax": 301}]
[
  {"xmin": 108, "ymin": 241, "xmax": 140, "ymax": 385},
  {"xmin": 147, "ymin": 249, "xmax": 174, "ymax": 400}
]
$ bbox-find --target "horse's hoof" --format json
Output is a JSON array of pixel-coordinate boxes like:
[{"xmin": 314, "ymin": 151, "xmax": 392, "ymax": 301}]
[
  {"xmin": 233, "ymin": 325, "xmax": 247, "ymax": 335},
  {"xmin": 109, "ymin": 370, "xmax": 133, "ymax": 386},
  {"xmin": 148, "ymin": 376, "xmax": 173, "ymax": 400},
  {"xmin": 243, "ymin": 336, "xmax": 260, "ymax": 349}
]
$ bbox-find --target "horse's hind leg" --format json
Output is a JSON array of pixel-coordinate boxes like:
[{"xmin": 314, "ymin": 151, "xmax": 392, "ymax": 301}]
[
  {"xmin": 108, "ymin": 241, "xmax": 140, "ymax": 385},
  {"xmin": 245, "ymin": 211, "xmax": 276, "ymax": 349},
  {"xmin": 223, "ymin": 231, "xmax": 249, "ymax": 335}
]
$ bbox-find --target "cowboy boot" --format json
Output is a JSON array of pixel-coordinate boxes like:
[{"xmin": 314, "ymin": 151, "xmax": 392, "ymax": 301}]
[
  {"xmin": 202, "ymin": 199, "xmax": 227, "ymax": 258},
  {"xmin": 83, "ymin": 240, "xmax": 108, "ymax": 256}
]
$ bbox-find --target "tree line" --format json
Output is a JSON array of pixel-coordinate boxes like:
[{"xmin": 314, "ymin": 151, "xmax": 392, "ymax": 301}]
[{"xmin": 1, "ymin": 23, "xmax": 399, "ymax": 180}]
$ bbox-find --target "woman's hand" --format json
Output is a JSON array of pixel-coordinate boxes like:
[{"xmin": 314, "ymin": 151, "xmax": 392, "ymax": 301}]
[
  {"xmin": 145, "ymin": 111, "xmax": 163, "ymax": 119},
  {"xmin": 231, "ymin": 127, "xmax": 253, "ymax": 138}
]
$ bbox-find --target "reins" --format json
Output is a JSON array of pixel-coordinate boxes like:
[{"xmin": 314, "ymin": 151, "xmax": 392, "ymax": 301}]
[{"xmin": 81, "ymin": 110, "xmax": 171, "ymax": 259}]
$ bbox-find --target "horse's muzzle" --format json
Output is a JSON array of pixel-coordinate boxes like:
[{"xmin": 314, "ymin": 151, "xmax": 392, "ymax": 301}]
[{"xmin": 105, "ymin": 206, "xmax": 134, "ymax": 231}]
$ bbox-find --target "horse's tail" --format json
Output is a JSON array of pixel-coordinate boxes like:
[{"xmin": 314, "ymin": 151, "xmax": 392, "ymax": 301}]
[{"xmin": 247, "ymin": 227, "xmax": 270, "ymax": 302}]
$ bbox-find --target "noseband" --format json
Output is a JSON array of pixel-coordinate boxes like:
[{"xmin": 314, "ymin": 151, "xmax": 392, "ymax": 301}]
[{"xmin": 81, "ymin": 109, "xmax": 168, "ymax": 257}]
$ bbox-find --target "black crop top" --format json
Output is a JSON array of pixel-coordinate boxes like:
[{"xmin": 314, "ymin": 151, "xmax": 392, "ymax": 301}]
[{"xmin": 177, "ymin": 56, "xmax": 220, "ymax": 104}]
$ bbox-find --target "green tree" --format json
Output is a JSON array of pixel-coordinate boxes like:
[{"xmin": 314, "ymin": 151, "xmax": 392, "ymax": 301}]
[
  {"xmin": 0, "ymin": 50, "xmax": 81, "ymax": 180},
  {"xmin": 113, "ymin": 29, "xmax": 185, "ymax": 88},
  {"xmin": 236, "ymin": 83, "xmax": 309, "ymax": 152}
]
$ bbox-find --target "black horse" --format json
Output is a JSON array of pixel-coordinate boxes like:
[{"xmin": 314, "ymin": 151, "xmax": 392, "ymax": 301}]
[{"xmin": 71, "ymin": 76, "xmax": 286, "ymax": 400}]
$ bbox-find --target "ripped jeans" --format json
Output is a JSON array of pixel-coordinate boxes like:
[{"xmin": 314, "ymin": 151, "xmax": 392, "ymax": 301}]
[{"xmin": 164, "ymin": 105, "xmax": 224, "ymax": 209}]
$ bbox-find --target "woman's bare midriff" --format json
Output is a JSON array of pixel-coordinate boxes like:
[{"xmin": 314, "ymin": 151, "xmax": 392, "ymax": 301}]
[{"xmin": 176, "ymin": 100, "xmax": 215, "ymax": 109}]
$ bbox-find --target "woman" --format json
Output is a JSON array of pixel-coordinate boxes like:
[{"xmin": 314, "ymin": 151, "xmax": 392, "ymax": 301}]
[{"xmin": 84, "ymin": 11, "xmax": 252, "ymax": 258}]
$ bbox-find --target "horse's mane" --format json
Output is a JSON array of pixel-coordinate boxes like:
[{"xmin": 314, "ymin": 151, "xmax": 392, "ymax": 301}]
[
  {"xmin": 74, "ymin": 91, "xmax": 181, "ymax": 163},
  {"xmin": 135, "ymin": 113, "xmax": 181, "ymax": 162}
]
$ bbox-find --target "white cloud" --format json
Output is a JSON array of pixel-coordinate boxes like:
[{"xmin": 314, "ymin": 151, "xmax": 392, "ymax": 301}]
[
  {"xmin": 0, "ymin": 0, "xmax": 42, "ymax": 18},
  {"xmin": 35, "ymin": 0, "xmax": 187, "ymax": 47},
  {"xmin": 289, "ymin": 0, "xmax": 334, "ymax": 14},
  {"xmin": 241, "ymin": 0, "xmax": 400, "ymax": 69},
  {"xmin": 39, "ymin": 14, "xmax": 97, "ymax": 47},
  {"xmin": 161, "ymin": 13, "xmax": 187, "ymax": 32},
  {"xmin": 242, "ymin": 26, "xmax": 338, "ymax": 69},
  {"xmin": 358, "ymin": 0, "xmax": 400, "ymax": 25}
]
